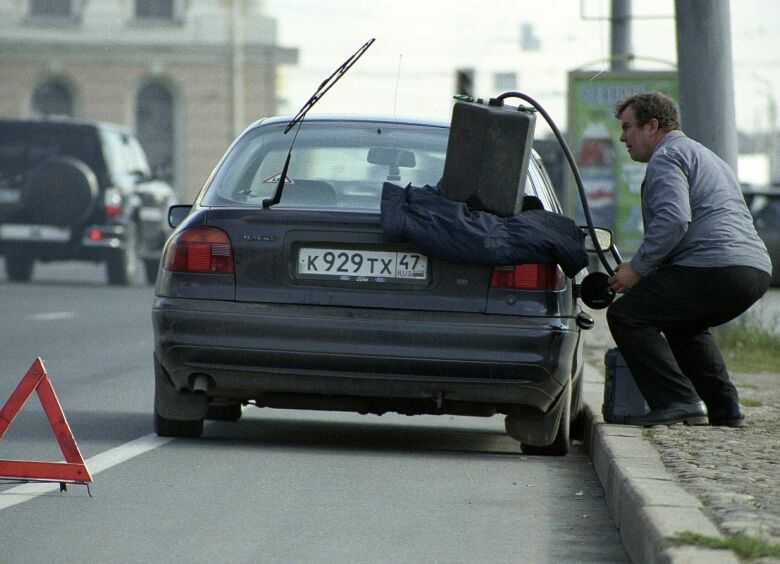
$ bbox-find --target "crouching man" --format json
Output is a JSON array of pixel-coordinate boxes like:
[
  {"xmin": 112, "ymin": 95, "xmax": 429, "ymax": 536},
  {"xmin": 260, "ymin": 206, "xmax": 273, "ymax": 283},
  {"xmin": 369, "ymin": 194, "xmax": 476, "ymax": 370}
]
[{"xmin": 607, "ymin": 91, "xmax": 772, "ymax": 427}]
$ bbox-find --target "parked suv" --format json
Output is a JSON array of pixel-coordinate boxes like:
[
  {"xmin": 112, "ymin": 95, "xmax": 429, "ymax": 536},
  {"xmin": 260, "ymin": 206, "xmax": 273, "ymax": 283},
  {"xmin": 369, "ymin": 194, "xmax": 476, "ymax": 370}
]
[
  {"xmin": 743, "ymin": 185, "xmax": 780, "ymax": 286},
  {"xmin": 0, "ymin": 117, "xmax": 177, "ymax": 284}
]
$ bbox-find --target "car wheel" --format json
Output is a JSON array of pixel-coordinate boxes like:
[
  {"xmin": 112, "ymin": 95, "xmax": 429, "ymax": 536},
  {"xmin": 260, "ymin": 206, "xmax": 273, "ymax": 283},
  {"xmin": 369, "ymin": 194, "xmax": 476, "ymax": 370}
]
[
  {"xmin": 143, "ymin": 257, "xmax": 159, "ymax": 285},
  {"xmin": 5, "ymin": 255, "xmax": 34, "ymax": 282},
  {"xmin": 154, "ymin": 410, "xmax": 204, "ymax": 438},
  {"xmin": 107, "ymin": 222, "xmax": 140, "ymax": 286},
  {"xmin": 205, "ymin": 400, "xmax": 242, "ymax": 421},
  {"xmin": 569, "ymin": 373, "xmax": 586, "ymax": 441},
  {"xmin": 520, "ymin": 382, "xmax": 571, "ymax": 456},
  {"xmin": 22, "ymin": 157, "xmax": 98, "ymax": 226},
  {"xmin": 153, "ymin": 356, "xmax": 206, "ymax": 438}
]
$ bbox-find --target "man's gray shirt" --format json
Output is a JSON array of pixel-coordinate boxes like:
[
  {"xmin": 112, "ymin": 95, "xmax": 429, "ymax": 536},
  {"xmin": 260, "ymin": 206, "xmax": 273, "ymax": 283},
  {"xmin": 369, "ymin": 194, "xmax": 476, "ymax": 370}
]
[{"xmin": 630, "ymin": 130, "xmax": 772, "ymax": 277}]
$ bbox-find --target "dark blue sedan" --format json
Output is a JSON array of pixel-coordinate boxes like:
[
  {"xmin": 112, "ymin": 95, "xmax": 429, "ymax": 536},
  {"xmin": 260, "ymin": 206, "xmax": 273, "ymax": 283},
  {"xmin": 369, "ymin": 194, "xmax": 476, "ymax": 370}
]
[{"xmin": 152, "ymin": 115, "xmax": 594, "ymax": 455}]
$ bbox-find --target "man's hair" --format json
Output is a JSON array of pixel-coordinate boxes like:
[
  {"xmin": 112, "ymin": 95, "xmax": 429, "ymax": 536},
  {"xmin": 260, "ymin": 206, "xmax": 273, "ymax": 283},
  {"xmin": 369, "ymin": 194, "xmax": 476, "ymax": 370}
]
[{"xmin": 614, "ymin": 92, "xmax": 680, "ymax": 132}]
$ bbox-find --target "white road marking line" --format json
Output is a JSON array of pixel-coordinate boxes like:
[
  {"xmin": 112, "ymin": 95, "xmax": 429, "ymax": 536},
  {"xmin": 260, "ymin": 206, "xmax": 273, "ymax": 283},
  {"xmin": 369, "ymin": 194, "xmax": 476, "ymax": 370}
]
[
  {"xmin": 0, "ymin": 432, "xmax": 177, "ymax": 511},
  {"xmin": 27, "ymin": 312, "xmax": 76, "ymax": 321}
]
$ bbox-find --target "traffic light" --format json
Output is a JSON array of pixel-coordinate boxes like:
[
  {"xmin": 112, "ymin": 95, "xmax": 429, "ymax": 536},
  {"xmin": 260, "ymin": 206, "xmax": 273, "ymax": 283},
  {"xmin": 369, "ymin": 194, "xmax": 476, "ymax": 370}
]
[{"xmin": 455, "ymin": 68, "xmax": 475, "ymax": 97}]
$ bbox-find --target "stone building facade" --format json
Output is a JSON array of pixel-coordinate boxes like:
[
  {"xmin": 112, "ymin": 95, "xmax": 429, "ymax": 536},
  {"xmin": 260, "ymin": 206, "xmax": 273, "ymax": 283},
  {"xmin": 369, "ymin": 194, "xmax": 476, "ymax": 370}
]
[{"xmin": 0, "ymin": 0, "xmax": 297, "ymax": 200}]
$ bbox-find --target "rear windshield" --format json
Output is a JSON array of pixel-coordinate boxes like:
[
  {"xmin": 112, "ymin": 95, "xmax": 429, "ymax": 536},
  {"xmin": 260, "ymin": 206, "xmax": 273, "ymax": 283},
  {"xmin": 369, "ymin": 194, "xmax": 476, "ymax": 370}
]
[
  {"xmin": 0, "ymin": 123, "xmax": 103, "ymax": 188},
  {"xmin": 201, "ymin": 120, "xmax": 449, "ymax": 211}
]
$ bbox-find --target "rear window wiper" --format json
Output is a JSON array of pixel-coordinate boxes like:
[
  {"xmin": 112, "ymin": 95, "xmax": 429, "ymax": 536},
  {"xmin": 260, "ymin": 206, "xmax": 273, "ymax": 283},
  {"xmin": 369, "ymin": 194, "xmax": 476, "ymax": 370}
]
[{"xmin": 263, "ymin": 38, "xmax": 375, "ymax": 209}]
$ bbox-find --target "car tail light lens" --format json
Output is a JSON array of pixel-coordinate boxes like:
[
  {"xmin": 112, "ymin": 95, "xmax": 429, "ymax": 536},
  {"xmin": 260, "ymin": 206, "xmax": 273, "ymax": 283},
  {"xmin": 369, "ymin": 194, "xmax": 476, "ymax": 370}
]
[
  {"xmin": 490, "ymin": 264, "xmax": 565, "ymax": 291},
  {"xmin": 164, "ymin": 227, "xmax": 234, "ymax": 274},
  {"xmin": 104, "ymin": 188, "xmax": 122, "ymax": 219}
]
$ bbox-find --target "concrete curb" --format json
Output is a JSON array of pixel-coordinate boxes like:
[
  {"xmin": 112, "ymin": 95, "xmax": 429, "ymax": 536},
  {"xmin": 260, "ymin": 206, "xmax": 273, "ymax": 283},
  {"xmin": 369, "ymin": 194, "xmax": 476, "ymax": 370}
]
[{"xmin": 582, "ymin": 363, "xmax": 740, "ymax": 564}]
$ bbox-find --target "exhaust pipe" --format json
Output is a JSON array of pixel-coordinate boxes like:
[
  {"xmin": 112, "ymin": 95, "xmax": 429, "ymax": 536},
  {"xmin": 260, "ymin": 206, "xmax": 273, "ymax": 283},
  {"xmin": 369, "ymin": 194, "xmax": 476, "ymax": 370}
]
[{"xmin": 191, "ymin": 373, "xmax": 211, "ymax": 394}]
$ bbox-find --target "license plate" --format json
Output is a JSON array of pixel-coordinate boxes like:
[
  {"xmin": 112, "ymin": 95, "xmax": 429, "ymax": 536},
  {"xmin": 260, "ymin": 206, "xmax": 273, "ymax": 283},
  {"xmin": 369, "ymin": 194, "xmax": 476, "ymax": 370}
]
[
  {"xmin": 298, "ymin": 248, "xmax": 427, "ymax": 280},
  {"xmin": 0, "ymin": 224, "xmax": 71, "ymax": 242}
]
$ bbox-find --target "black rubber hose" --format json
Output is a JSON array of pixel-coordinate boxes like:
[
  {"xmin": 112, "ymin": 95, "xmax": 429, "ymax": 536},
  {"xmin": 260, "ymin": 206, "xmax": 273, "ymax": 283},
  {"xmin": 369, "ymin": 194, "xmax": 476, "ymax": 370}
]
[{"xmin": 492, "ymin": 91, "xmax": 616, "ymax": 275}]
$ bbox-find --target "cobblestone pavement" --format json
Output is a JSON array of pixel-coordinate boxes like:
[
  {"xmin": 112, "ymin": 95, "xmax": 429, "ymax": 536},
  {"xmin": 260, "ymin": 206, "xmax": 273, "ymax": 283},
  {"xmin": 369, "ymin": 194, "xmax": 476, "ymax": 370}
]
[{"xmin": 583, "ymin": 305, "xmax": 780, "ymax": 559}]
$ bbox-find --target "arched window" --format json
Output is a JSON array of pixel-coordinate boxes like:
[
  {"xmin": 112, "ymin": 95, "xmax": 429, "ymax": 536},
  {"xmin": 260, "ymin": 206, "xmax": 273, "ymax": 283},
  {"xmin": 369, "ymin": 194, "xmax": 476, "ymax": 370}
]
[
  {"xmin": 136, "ymin": 81, "xmax": 175, "ymax": 184},
  {"xmin": 135, "ymin": 0, "xmax": 174, "ymax": 20},
  {"xmin": 31, "ymin": 79, "xmax": 74, "ymax": 117},
  {"xmin": 29, "ymin": 0, "xmax": 74, "ymax": 17}
]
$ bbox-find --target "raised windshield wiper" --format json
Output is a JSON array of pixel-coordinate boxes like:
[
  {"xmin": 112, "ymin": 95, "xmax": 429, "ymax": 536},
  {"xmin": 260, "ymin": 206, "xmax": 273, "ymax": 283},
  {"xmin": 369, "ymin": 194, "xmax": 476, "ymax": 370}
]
[{"xmin": 262, "ymin": 38, "xmax": 376, "ymax": 209}]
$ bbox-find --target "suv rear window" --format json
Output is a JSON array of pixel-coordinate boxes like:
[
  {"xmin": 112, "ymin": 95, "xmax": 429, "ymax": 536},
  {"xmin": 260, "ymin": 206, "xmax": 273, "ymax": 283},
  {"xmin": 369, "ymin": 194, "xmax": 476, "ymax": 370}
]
[
  {"xmin": 201, "ymin": 121, "xmax": 449, "ymax": 211},
  {"xmin": 0, "ymin": 123, "xmax": 103, "ymax": 189}
]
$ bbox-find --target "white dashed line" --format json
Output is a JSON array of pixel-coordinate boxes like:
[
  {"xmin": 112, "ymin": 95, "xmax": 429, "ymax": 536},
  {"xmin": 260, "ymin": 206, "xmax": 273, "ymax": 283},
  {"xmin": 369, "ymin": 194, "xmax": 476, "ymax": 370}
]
[
  {"xmin": 0, "ymin": 432, "xmax": 175, "ymax": 510},
  {"xmin": 27, "ymin": 312, "xmax": 76, "ymax": 321}
]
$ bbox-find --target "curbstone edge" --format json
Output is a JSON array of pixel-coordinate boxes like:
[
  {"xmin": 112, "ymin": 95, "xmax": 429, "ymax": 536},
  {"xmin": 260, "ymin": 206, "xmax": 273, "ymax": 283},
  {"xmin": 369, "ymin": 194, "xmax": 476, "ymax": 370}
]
[{"xmin": 582, "ymin": 363, "xmax": 740, "ymax": 564}]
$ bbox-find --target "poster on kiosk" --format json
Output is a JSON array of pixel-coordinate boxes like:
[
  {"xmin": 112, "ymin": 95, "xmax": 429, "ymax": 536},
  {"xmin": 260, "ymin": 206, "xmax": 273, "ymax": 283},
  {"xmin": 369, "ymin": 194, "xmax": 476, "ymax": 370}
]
[{"xmin": 566, "ymin": 70, "xmax": 677, "ymax": 257}]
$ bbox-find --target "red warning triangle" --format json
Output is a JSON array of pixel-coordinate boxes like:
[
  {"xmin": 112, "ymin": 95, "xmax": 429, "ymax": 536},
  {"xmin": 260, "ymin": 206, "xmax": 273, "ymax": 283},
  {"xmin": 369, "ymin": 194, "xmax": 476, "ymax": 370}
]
[{"xmin": 0, "ymin": 358, "xmax": 92, "ymax": 483}]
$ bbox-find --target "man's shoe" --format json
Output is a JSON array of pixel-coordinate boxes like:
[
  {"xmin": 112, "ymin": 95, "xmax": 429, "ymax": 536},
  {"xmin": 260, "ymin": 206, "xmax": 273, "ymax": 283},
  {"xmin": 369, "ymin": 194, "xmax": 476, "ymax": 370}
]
[
  {"xmin": 709, "ymin": 405, "xmax": 745, "ymax": 428},
  {"xmin": 625, "ymin": 401, "xmax": 708, "ymax": 427}
]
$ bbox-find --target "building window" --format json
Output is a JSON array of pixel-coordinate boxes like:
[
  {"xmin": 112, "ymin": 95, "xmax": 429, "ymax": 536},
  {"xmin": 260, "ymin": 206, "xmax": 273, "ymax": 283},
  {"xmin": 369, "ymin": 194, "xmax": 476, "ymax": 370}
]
[
  {"xmin": 136, "ymin": 81, "xmax": 175, "ymax": 185},
  {"xmin": 494, "ymin": 73, "xmax": 518, "ymax": 92},
  {"xmin": 29, "ymin": 0, "xmax": 76, "ymax": 17},
  {"xmin": 519, "ymin": 23, "xmax": 541, "ymax": 51},
  {"xmin": 135, "ymin": 0, "xmax": 175, "ymax": 20},
  {"xmin": 32, "ymin": 79, "xmax": 75, "ymax": 117}
]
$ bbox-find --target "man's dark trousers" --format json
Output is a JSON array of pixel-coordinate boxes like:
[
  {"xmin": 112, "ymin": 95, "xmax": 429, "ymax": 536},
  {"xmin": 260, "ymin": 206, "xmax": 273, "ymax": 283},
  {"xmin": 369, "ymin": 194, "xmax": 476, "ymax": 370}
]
[{"xmin": 606, "ymin": 265, "xmax": 770, "ymax": 414}]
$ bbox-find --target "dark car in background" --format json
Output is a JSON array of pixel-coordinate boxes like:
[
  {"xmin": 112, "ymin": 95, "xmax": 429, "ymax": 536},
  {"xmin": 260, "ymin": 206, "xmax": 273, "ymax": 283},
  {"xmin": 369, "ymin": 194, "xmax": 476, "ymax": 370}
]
[
  {"xmin": 151, "ymin": 115, "xmax": 595, "ymax": 455},
  {"xmin": 0, "ymin": 117, "xmax": 176, "ymax": 284},
  {"xmin": 744, "ymin": 186, "xmax": 780, "ymax": 286}
]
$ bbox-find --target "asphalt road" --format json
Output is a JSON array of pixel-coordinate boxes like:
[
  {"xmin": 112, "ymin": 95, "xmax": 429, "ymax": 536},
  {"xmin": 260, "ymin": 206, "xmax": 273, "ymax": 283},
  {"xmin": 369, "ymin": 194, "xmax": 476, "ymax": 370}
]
[{"xmin": 0, "ymin": 260, "xmax": 631, "ymax": 563}]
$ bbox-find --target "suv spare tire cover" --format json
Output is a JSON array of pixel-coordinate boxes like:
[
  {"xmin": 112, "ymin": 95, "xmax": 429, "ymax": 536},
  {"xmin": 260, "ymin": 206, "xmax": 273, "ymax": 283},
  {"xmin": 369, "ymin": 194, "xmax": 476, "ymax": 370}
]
[{"xmin": 22, "ymin": 156, "xmax": 99, "ymax": 226}]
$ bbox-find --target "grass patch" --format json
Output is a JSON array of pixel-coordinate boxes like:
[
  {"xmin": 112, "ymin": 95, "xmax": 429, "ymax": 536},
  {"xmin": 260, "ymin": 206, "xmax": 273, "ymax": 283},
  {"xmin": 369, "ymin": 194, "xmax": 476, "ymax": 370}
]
[
  {"xmin": 714, "ymin": 311, "xmax": 780, "ymax": 373},
  {"xmin": 669, "ymin": 532, "xmax": 780, "ymax": 559},
  {"xmin": 740, "ymin": 398, "xmax": 763, "ymax": 407}
]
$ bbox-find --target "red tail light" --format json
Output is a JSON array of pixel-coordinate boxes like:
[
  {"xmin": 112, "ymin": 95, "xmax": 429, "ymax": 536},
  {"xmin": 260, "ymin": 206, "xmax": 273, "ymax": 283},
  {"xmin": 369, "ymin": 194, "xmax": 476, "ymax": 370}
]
[
  {"xmin": 490, "ymin": 264, "xmax": 565, "ymax": 291},
  {"xmin": 164, "ymin": 227, "xmax": 234, "ymax": 274}
]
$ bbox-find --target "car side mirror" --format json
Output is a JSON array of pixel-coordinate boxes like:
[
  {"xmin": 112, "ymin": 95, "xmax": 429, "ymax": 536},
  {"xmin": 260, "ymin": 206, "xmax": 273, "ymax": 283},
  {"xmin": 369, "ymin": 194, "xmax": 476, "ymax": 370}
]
[
  {"xmin": 580, "ymin": 227, "xmax": 613, "ymax": 252},
  {"xmin": 168, "ymin": 204, "xmax": 192, "ymax": 228}
]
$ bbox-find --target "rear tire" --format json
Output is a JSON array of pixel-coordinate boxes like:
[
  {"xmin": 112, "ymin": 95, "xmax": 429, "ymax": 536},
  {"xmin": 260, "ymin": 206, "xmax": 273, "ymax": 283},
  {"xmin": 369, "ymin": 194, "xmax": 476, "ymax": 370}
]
[
  {"xmin": 143, "ymin": 257, "xmax": 159, "ymax": 285},
  {"xmin": 107, "ymin": 222, "xmax": 140, "ymax": 286},
  {"xmin": 5, "ymin": 255, "xmax": 34, "ymax": 282},
  {"xmin": 154, "ymin": 411, "xmax": 204, "ymax": 438},
  {"xmin": 569, "ymin": 374, "xmax": 586, "ymax": 441},
  {"xmin": 22, "ymin": 157, "xmax": 98, "ymax": 225},
  {"xmin": 520, "ymin": 382, "xmax": 571, "ymax": 456},
  {"xmin": 153, "ymin": 356, "xmax": 206, "ymax": 438}
]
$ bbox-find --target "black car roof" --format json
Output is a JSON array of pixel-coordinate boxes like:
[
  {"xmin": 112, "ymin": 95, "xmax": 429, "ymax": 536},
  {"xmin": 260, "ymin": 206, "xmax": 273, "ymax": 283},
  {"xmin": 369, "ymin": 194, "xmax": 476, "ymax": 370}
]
[
  {"xmin": 247, "ymin": 114, "xmax": 451, "ymax": 131},
  {"xmin": 0, "ymin": 116, "xmax": 134, "ymax": 135}
]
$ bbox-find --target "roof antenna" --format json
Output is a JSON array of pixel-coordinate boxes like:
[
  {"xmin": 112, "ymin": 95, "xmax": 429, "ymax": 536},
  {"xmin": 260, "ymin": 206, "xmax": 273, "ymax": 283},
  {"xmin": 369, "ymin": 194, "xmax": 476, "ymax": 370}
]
[
  {"xmin": 263, "ymin": 38, "xmax": 376, "ymax": 208},
  {"xmin": 393, "ymin": 54, "xmax": 402, "ymax": 115}
]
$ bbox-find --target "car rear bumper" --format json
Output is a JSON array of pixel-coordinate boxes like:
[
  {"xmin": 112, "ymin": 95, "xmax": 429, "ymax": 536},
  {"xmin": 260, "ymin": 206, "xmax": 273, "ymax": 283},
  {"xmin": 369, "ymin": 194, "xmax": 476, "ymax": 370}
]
[
  {"xmin": 152, "ymin": 297, "xmax": 581, "ymax": 414},
  {"xmin": 0, "ymin": 223, "xmax": 130, "ymax": 261}
]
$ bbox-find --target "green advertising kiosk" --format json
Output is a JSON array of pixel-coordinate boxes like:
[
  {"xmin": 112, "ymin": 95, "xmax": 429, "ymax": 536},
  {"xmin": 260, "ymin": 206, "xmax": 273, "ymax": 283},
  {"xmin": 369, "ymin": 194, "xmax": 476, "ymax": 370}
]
[{"xmin": 567, "ymin": 70, "xmax": 678, "ymax": 256}]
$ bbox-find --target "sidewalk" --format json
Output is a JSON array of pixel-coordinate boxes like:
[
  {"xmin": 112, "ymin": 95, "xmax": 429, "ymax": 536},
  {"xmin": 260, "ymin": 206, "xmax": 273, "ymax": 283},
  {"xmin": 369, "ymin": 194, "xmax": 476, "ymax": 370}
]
[{"xmin": 581, "ymin": 307, "xmax": 780, "ymax": 563}]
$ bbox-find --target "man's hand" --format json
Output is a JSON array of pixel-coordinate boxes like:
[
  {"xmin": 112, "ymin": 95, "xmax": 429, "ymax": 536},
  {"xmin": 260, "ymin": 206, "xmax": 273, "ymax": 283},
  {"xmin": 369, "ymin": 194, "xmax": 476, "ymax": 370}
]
[{"xmin": 608, "ymin": 262, "xmax": 641, "ymax": 294}]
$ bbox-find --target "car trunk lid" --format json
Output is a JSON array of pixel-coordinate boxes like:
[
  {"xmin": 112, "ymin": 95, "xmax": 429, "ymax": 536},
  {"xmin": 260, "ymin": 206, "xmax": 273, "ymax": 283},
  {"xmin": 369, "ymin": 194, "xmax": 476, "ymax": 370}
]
[{"xmin": 207, "ymin": 207, "xmax": 493, "ymax": 313}]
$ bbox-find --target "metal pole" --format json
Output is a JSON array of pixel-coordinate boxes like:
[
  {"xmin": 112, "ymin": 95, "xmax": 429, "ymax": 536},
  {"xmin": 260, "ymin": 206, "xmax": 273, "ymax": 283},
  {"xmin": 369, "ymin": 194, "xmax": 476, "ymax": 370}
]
[
  {"xmin": 610, "ymin": 0, "xmax": 632, "ymax": 72},
  {"xmin": 675, "ymin": 0, "xmax": 738, "ymax": 173},
  {"xmin": 231, "ymin": 0, "xmax": 246, "ymax": 139}
]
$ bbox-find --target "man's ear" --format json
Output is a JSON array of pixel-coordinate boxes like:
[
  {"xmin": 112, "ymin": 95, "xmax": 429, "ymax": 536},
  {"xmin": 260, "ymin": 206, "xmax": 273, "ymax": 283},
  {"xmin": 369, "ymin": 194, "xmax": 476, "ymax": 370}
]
[{"xmin": 647, "ymin": 117, "xmax": 660, "ymax": 134}]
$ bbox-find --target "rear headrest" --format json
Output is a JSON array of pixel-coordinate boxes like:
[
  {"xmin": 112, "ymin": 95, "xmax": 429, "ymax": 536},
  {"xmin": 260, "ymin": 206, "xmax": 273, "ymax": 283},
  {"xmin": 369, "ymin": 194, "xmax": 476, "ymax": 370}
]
[
  {"xmin": 280, "ymin": 180, "xmax": 337, "ymax": 206},
  {"xmin": 521, "ymin": 195, "xmax": 544, "ymax": 211}
]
